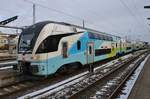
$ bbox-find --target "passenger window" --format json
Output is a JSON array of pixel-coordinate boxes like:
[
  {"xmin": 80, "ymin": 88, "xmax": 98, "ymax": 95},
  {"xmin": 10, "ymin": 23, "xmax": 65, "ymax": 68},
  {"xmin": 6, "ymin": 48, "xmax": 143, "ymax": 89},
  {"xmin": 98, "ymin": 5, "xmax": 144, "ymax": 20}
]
[{"xmin": 77, "ymin": 40, "xmax": 81, "ymax": 50}]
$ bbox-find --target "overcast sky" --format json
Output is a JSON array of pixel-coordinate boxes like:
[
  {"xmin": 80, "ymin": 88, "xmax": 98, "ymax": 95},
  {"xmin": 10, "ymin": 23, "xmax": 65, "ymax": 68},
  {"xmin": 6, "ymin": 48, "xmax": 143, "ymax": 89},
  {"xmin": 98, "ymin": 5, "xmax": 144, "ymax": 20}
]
[{"xmin": 0, "ymin": 0, "xmax": 150, "ymax": 42}]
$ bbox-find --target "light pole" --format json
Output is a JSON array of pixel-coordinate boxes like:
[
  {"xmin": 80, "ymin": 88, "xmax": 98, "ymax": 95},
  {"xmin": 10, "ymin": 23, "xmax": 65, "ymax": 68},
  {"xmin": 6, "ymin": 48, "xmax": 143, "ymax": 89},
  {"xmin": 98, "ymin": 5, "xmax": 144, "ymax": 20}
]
[
  {"xmin": 24, "ymin": 0, "xmax": 36, "ymax": 24},
  {"xmin": 33, "ymin": 4, "xmax": 36, "ymax": 24}
]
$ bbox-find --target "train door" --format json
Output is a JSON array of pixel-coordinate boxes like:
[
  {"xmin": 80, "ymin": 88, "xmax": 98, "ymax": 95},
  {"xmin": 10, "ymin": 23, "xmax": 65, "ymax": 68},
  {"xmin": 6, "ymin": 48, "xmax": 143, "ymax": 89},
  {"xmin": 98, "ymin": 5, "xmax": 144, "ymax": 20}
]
[
  {"xmin": 86, "ymin": 42, "xmax": 94, "ymax": 64},
  {"xmin": 120, "ymin": 40, "xmax": 122, "ymax": 52},
  {"xmin": 62, "ymin": 42, "xmax": 68, "ymax": 58},
  {"xmin": 111, "ymin": 42, "xmax": 116, "ymax": 55}
]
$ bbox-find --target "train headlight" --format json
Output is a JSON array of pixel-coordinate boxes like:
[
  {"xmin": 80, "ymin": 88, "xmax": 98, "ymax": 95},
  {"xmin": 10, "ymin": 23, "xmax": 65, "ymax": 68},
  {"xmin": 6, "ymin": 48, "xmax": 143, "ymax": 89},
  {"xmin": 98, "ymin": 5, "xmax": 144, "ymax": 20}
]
[{"xmin": 32, "ymin": 55, "xmax": 40, "ymax": 60}]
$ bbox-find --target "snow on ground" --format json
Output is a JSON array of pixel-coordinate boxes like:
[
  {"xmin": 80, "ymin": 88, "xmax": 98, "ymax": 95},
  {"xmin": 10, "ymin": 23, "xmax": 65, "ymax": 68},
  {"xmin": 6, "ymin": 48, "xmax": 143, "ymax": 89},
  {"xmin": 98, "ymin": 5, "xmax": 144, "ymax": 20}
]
[{"xmin": 116, "ymin": 54, "xmax": 150, "ymax": 99}]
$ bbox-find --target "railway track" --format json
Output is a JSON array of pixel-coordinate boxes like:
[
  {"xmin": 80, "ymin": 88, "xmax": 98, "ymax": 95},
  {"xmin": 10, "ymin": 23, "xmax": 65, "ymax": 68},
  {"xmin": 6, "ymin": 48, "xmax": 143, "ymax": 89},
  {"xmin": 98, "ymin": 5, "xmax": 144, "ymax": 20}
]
[
  {"xmin": 18, "ymin": 50, "xmax": 148, "ymax": 99},
  {"xmin": 0, "ymin": 50, "xmax": 147, "ymax": 99},
  {"xmin": 0, "ymin": 59, "xmax": 111, "ymax": 98},
  {"xmin": 0, "ymin": 80, "xmax": 34, "ymax": 96},
  {"xmin": 0, "ymin": 57, "xmax": 16, "ymax": 62},
  {"xmin": 0, "ymin": 74, "xmax": 36, "ymax": 98},
  {"xmin": 69, "ymin": 52, "xmax": 149, "ymax": 99},
  {"xmin": 0, "ymin": 61, "xmax": 17, "ymax": 69},
  {"xmin": 0, "ymin": 51, "xmax": 123, "ymax": 98},
  {"xmin": 107, "ymin": 54, "xmax": 149, "ymax": 99}
]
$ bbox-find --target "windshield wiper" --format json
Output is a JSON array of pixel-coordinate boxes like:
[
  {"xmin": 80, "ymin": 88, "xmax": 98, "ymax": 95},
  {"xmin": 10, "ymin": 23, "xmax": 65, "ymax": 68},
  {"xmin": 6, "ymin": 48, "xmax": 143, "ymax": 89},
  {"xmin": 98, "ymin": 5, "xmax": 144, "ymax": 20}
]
[{"xmin": 22, "ymin": 40, "xmax": 28, "ymax": 45}]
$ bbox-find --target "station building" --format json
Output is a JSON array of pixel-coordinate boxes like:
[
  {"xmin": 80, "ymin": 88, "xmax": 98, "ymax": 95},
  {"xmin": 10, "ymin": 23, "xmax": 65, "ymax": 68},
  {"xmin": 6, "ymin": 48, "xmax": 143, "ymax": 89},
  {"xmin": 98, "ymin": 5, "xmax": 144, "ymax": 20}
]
[{"xmin": 0, "ymin": 32, "xmax": 18, "ymax": 54}]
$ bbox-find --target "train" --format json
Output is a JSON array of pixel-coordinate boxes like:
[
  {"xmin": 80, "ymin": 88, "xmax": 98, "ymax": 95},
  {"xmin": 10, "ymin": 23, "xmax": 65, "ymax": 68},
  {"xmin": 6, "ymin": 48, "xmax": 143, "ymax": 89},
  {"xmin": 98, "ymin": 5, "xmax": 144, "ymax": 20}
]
[{"xmin": 15, "ymin": 21, "xmax": 147, "ymax": 76}]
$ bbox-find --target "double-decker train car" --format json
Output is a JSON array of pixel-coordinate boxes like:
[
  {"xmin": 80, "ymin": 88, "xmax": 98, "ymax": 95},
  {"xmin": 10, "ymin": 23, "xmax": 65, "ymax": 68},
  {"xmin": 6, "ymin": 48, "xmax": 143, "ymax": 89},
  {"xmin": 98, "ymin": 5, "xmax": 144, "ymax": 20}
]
[
  {"xmin": 132, "ymin": 40, "xmax": 146, "ymax": 51},
  {"xmin": 15, "ymin": 21, "xmax": 146, "ymax": 76}
]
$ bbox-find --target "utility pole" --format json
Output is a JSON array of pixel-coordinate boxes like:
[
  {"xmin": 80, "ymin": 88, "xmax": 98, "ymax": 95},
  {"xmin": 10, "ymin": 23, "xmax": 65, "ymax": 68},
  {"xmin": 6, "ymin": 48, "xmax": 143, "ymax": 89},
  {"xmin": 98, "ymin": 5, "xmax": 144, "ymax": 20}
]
[
  {"xmin": 83, "ymin": 20, "xmax": 85, "ymax": 28},
  {"xmin": 33, "ymin": 3, "xmax": 36, "ymax": 24}
]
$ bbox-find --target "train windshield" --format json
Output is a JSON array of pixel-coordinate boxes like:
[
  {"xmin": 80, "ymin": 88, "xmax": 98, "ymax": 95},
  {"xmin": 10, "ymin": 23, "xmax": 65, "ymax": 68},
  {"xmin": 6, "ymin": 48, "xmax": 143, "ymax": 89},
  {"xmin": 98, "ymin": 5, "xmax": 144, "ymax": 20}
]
[
  {"xmin": 19, "ymin": 27, "xmax": 35, "ymax": 52},
  {"xmin": 18, "ymin": 22, "xmax": 50, "ymax": 53},
  {"xmin": 19, "ymin": 34, "xmax": 34, "ymax": 52}
]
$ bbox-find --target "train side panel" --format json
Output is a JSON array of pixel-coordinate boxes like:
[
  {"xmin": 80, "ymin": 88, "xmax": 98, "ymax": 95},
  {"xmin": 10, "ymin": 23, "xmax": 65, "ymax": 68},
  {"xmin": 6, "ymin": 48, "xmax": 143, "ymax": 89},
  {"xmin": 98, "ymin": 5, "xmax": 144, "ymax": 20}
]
[{"xmin": 34, "ymin": 33, "xmax": 123, "ymax": 75}]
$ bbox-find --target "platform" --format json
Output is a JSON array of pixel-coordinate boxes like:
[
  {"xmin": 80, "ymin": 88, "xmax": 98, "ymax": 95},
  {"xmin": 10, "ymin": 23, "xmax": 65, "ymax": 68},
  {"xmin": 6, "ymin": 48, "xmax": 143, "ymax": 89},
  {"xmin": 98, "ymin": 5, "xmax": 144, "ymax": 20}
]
[{"xmin": 128, "ymin": 55, "xmax": 150, "ymax": 99}]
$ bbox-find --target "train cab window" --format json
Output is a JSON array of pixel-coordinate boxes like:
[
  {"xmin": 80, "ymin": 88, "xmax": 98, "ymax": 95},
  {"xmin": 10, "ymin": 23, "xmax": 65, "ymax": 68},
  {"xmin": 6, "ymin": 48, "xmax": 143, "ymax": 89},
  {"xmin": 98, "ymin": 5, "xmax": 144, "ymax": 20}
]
[
  {"xmin": 36, "ymin": 33, "xmax": 75, "ymax": 53},
  {"xmin": 77, "ymin": 40, "xmax": 81, "ymax": 50},
  {"xmin": 36, "ymin": 35, "xmax": 62, "ymax": 53}
]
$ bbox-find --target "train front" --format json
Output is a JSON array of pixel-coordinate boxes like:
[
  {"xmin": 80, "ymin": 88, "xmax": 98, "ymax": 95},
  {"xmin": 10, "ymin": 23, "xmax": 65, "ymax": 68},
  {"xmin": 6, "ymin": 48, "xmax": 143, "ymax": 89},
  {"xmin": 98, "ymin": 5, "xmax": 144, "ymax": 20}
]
[{"xmin": 16, "ymin": 22, "xmax": 48, "ymax": 75}]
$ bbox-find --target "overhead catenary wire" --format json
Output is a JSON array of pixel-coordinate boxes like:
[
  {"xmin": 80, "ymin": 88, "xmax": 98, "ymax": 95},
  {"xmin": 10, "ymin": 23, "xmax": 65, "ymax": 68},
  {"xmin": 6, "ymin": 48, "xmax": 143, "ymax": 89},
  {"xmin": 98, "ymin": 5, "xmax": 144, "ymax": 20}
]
[
  {"xmin": 68, "ymin": 0, "xmax": 120, "ymax": 34},
  {"xmin": 23, "ymin": 0, "xmax": 110, "ymax": 32},
  {"xmin": 132, "ymin": 0, "xmax": 150, "ymax": 33},
  {"xmin": 119, "ymin": 0, "xmax": 150, "ymax": 33},
  {"xmin": 24, "ymin": 0, "xmax": 83, "ymax": 21}
]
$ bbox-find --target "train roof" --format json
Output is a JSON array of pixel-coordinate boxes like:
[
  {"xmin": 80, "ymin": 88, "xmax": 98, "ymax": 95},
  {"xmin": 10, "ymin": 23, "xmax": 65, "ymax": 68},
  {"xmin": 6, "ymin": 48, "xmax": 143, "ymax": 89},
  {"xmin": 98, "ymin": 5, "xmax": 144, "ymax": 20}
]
[{"xmin": 29, "ymin": 21, "xmax": 121, "ymax": 38}]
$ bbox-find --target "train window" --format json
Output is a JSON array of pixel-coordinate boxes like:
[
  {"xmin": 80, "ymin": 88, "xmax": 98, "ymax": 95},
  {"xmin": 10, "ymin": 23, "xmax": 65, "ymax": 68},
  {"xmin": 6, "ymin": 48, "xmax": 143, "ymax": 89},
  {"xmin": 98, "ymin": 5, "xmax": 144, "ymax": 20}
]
[
  {"xmin": 106, "ymin": 36, "xmax": 109, "ymax": 40},
  {"xmin": 100, "ymin": 35, "xmax": 104, "ymax": 40},
  {"xmin": 95, "ymin": 49, "xmax": 111, "ymax": 56},
  {"xmin": 102, "ymin": 35, "xmax": 106, "ymax": 40},
  {"xmin": 106, "ymin": 36, "xmax": 109, "ymax": 41},
  {"xmin": 94, "ymin": 34, "xmax": 99, "ymax": 39},
  {"xmin": 3, "ymin": 40, "xmax": 6, "ymax": 43},
  {"xmin": 89, "ymin": 32, "xmax": 99, "ymax": 39},
  {"xmin": 88, "ymin": 32, "xmax": 114, "ymax": 41},
  {"xmin": 126, "ymin": 47, "xmax": 131, "ymax": 50},
  {"xmin": 97, "ymin": 34, "xmax": 101, "ymax": 40},
  {"xmin": 110, "ymin": 37, "xmax": 113, "ymax": 41},
  {"xmin": 90, "ymin": 33, "xmax": 95, "ymax": 39},
  {"xmin": 77, "ymin": 40, "xmax": 81, "ymax": 50},
  {"xmin": 36, "ymin": 35, "xmax": 61, "ymax": 53},
  {"xmin": 109, "ymin": 36, "xmax": 113, "ymax": 41},
  {"xmin": 36, "ymin": 33, "xmax": 75, "ymax": 53},
  {"xmin": 88, "ymin": 33, "xmax": 92, "ymax": 38},
  {"xmin": 103, "ymin": 36, "xmax": 107, "ymax": 40},
  {"xmin": 108, "ymin": 36, "xmax": 111, "ymax": 41}
]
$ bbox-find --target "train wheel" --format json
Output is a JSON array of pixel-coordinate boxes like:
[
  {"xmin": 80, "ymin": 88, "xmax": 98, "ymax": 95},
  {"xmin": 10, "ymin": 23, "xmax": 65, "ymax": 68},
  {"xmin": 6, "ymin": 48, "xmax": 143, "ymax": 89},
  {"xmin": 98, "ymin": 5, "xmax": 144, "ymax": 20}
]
[{"xmin": 57, "ymin": 65, "xmax": 68, "ymax": 75}]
